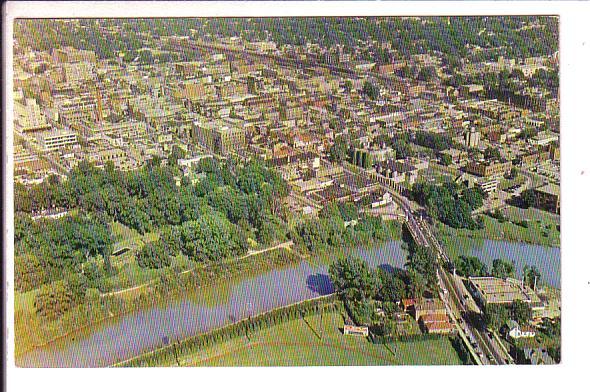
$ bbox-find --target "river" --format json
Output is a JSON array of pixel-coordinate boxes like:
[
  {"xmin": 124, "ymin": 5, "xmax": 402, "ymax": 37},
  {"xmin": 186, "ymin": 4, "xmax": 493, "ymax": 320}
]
[
  {"xmin": 446, "ymin": 239, "xmax": 561, "ymax": 288},
  {"xmin": 16, "ymin": 239, "xmax": 560, "ymax": 367}
]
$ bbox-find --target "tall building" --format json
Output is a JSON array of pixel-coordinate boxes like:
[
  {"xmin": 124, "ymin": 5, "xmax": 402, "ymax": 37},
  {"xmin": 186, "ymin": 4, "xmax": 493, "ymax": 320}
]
[
  {"xmin": 192, "ymin": 118, "xmax": 246, "ymax": 155},
  {"xmin": 464, "ymin": 127, "xmax": 480, "ymax": 148}
]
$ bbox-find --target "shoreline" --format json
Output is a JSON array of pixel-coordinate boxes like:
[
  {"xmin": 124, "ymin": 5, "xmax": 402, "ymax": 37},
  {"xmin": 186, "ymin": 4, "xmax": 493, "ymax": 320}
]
[{"xmin": 15, "ymin": 246, "xmax": 301, "ymax": 361}]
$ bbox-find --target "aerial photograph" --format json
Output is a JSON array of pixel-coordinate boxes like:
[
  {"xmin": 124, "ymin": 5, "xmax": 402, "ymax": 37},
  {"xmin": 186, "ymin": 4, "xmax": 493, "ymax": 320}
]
[{"xmin": 11, "ymin": 15, "xmax": 560, "ymax": 368}]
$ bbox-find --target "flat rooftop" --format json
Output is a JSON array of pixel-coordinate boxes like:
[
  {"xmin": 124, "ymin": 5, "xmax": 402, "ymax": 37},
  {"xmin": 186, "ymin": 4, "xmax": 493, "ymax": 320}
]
[{"xmin": 469, "ymin": 277, "xmax": 541, "ymax": 305}]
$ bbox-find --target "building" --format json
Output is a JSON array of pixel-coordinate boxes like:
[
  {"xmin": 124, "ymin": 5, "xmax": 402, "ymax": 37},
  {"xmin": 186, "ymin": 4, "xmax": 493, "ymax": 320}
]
[
  {"xmin": 468, "ymin": 277, "xmax": 545, "ymax": 319},
  {"xmin": 413, "ymin": 298, "xmax": 447, "ymax": 321},
  {"xmin": 464, "ymin": 127, "xmax": 481, "ymax": 148},
  {"xmin": 477, "ymin": 177, "xmax": 499, "ymax": 194},
  {"xmin": 465, "ymin": 159, "xmax": 512, "ymax": 178},
  {"xmin": 52, "ymin": 47, "xmax": 97, "ymax": 64},
  {"xmin": 531, "ymin": 131, "xmax": 559, "ymax": 147},
  {"xmin": 36, "ymin": 129, "xmax": 78, "ymax": 151},
  {"xmin": 192, "ymin": 118, "xmax": 246, "ymax": 155},
  {"xmin": 533, "ymin": 183, "xmax": 560, "ymax": 214},
  {"xmin": 419, "ymin": 313, "xmax": 454, "ymax": 334},
  {"xmin": 63, "ymin": 62, "xmax": 94, "ymax": 84},
  {"xmin": 14, "ymin": 96, "xmax": 51, "ymax": 133}
]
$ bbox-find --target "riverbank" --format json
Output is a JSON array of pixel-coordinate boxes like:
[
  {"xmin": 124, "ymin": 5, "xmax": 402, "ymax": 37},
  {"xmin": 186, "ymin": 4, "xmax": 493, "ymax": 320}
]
[
  {"xmin": 15, "ymin": 234, "xmax": 408, "ymax": 367},
  {"xmin": 435, "ymin": 205, "xmax": 560, "ymax": 248},
  {"xmin": 14, "ymin": 247, "xmax": 300, "ymax": 359},
  {"xmin": 116, "ymin": 297, "xmax": 461, "ymax": 367}
]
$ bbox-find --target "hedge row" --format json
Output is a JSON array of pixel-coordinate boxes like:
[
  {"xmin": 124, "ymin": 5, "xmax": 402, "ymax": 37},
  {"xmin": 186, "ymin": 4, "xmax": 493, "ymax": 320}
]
[{"xmin": 115, "ymin": 294, "xmax": 340, "ymax": 367}]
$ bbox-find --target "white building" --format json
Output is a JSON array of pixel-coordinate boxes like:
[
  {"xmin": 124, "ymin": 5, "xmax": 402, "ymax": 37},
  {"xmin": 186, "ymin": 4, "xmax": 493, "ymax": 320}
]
[{"xmin": 36, "ymin": 129, "xmax": 78, "ymax": 151}]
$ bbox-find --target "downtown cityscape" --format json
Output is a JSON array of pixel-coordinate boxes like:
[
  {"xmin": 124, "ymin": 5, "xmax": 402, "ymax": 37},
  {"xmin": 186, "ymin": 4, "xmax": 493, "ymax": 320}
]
[{"xmin": 12, "ymin": 16, "xmax": 560, "ymax": 367}]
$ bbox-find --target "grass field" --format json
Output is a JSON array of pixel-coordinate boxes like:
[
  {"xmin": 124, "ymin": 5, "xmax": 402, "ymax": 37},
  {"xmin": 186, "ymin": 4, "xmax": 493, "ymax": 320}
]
[{"xmin": 166, "ymin": 312, "xmax": 462, "ymax": 367}]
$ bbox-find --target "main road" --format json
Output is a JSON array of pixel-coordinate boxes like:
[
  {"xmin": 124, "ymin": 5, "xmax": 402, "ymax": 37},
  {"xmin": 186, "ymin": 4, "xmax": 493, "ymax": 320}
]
[{"xmin": 342, "ymin": 163, "xmax": 513, "ymax": 365}]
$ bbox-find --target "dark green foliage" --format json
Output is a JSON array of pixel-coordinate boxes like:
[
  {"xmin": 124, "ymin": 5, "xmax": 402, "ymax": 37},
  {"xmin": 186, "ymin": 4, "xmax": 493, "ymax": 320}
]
[
  {"xmin": 520, "ymin": 189, "xmax": 539, "ymax": 209},
  {"xmin": 346, "ymin": 299, "xmax": 377, "ymax": 326},
  {"xmin": 405, "ymin": 245, "xmax": 437, "ymax": 289},
  {"xmin": 257, "ymin": 214, "xmax": 288, "ymax": 245},
  {"xmin": 328, "ymin": 136, "xmax": 350, "ymax": 163},
  {"xmin": 414, "ymin": 131, "xmax": 455, "ymax": 151},
  {"xmin": 523, "ymin": 265, "xmax": 542, "ymax": 289},
  {"xmin": 14, "ymin": 253, "xmax": 48, "ymax": 292},
  {"xmin": 484, "ymin": 303, "xmax": 511, "ymax": 330},
  {"xmin": 491, "ymin": 258, "xmax": 516, "ymax": 279},
  {"xmin": 462, "ymin": 187, "xmax": 485, "ymax": 210},
  {"xmin": 15, "ymin": 213, "xmax": 113, "ymax": 285},
  {"xmin": 136, "ymin": 240, "xmax": 172, "ymax": 269},
  {"xmin": 439, "ymin": 153, "xmax": 453, "ymax": 166},
  {"xmin": 406, "ymin": 270, "xmax": 426, "ymax": 299},
  {"xmin": 34, "ymin": 276, "xmax": 88, "ymax": 320},
  {"xmin": 377, "ymin": 268, "xmax": 407, "ymax": 303},
  {"xmin": 484, "ymin": 147, "xmax": 502, "ymax": 161},
  {"xmin": 454, "ymin": 255, "xmax": 488, "ymax": 278},
  {"xmin": 417, "ymin": 66, "xmax": 437, "ymax": 82},
  {"xmin": 362, "ymin": 80, "xmax": 380, "ymax": 100},
  {"xmin": 511, "ymin": 300, "xmax": 533, "ymax": 325},
  {"xmin": 179, "ymin": 212, "xmax": 248, "ymax": 263},
  {"xmin": 329, "ymin": 257, "xmax": 379, "ymax": 302},
  {"xmin": 412, "ymin": 182, "xmax": 483, "ymax": 229}
]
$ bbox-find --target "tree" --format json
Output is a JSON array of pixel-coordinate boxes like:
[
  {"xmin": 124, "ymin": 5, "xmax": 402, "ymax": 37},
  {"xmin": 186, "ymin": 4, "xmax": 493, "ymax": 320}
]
[
  {"xmin": 523, "ymin": 265, "xmax": 541, "ymax": 289},
  {"xmin": 455, "ymin": 255, "xmax": 488, "ymax": 277},
  {"xmin": 329, "ymin": 256, "xmax": 378, "ymax": 302},
  {"xmin": 440, "ymin": 153, "xmax": 453, "ymax": 166},
  {"xmin": 520, "ymin": 189, "xmax": 538, "ymax": 209},
  {"xmin": 417, "ymin": 65, "xmax": 437, "ymax": 82},
  {"xmin": 406, "ymin": 270, "xmax": 426, "ymax": 299},
  {"xmin": 378, "ymin": 268, "xmax": 407, "ymax": 302},
  {"xmin": 406, "ymin": 245, "xmax": 437, "ymax": 287},
  {"xmin": 462, "ymin": 186, "xmax": 485, "ymax": 210},
  {"xmin": 168, "ymin": 145, "xmax": 186, "ymax": 166},
  {"xmin": 14, "ymin": 253, "xmax": 47, "ymax": 292},
  {"xmin": 506, "ymin": 167, "xmax": 518, "ymax": 180},
  {"xmin": 491, "ymin": 258, "xmax": 516, "ymax": 279},
  {"xmin": 362, "ymin": 80, "xmax": 380, "ymax": 100},
  {"xmin": 136, "ymin": 240, "xmax": 172, "ymax": 269},
  {"xmin": 484, "ymin": 146, "xmax": 502, "ymax": 161},
  {"xmin": 484, "ymin": 303, "xmax": 510, "ymax": 330},
  {"xmin": 328, "ymin": 137, "xmax": 349, "ymax": 163},
  {"xmin": 511, "ymin": 300, "xmax": 532, "ymax": 325}
]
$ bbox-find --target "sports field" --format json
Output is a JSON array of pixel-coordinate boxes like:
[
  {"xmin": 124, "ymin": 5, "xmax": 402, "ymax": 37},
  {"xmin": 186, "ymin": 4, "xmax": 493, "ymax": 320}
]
[{"xmin": 169, "ymin": 311, "xmax": 463, "ymax": 366}]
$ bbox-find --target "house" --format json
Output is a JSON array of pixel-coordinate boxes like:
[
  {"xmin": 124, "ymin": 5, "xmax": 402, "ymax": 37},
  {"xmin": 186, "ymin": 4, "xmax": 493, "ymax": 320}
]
[{"xmin": 419, "ymin": 313, "xmax": 454, "ymax": 334}]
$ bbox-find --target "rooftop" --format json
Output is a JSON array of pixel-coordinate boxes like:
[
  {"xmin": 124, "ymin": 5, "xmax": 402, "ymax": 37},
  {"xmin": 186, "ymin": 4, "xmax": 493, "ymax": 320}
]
[{"xmin": 469, "ymin": 277, "xmax": 541, "ymax": 305}]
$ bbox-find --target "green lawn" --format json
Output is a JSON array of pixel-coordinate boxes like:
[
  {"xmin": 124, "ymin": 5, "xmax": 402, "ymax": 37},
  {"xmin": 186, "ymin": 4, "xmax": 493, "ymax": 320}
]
[{"xmin": 170, "ymin": 312, "xmax": 462, "ymax": 367}]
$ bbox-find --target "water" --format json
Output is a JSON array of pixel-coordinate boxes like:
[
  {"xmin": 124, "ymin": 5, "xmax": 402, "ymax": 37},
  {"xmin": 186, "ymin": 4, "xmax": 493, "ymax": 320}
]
[
  {"xmin": 16, "ymin": 239, "xmax": 561, "ymax": 367},
  {"xmin": 460, "ymin": 239, "xmax": 561, "ymax": 288},
  {"xmin": 17, "ymin": 241, "xmax": 408, "ymax": 367}
]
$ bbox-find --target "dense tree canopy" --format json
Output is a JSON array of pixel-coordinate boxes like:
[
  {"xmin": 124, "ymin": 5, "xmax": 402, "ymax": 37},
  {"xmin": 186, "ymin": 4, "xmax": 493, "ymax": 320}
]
[
  {"xmin": 136, "ymin": 240, "xmax": 172, "ymax": 269},
  {"xmin": 454, "ymin": 255, "xmax": 488, "ymax": 278},
  {"xmin": 491, "ymin": 258, "xmax": 516, "ymax": 279},
  {"xmin": 329, "ymin": 256, "xmax": 379, "ymax": 302},
  {"xmin": 412, "ymin": 182, "xmax": 484, "ymax": 229}
]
